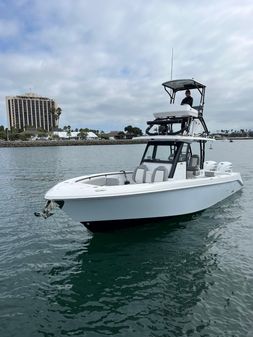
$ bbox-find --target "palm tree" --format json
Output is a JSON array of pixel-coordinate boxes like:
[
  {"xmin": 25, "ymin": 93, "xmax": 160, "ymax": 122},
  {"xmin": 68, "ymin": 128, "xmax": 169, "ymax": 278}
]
[
  {"xmin": 50, "ymin": 106, "xmax": 62, "ymax": 126},
  {"xmin": 55, "ymin": 107, "xmax": 62, "ymax": 120},
  {"xmin": 66, "ymin": 125, "xmax": 71, "ymax": 138},
  {"xmin": 78, "ymin": 128, "xmax": 88, "ymax": 140}
]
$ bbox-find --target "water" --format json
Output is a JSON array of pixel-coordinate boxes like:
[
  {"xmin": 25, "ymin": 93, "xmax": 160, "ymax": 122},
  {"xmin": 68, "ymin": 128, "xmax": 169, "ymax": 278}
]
[{"xmin": 0, "ymin": 141, "xmax": 253, "ymax": 337}]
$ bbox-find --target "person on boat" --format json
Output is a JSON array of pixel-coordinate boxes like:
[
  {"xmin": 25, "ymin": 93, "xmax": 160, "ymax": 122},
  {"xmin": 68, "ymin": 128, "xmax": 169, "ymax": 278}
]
[{"xmin": 181, "ymin": 90, "xmax": 193, "ymax": 107}]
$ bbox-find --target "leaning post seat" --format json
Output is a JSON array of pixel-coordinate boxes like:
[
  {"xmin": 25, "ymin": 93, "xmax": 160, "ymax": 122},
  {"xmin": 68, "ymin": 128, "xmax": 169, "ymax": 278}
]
[
  {"xmin": 186, "ymin": 154, "xmax": 200, "ymax": 178},
  {"xmin": 151, "ymin": 166, "xmax": 169, "ymax": 183},
  {"xmin": 132, "ymin": 164, "xmax": 148, "ymax": 183}
]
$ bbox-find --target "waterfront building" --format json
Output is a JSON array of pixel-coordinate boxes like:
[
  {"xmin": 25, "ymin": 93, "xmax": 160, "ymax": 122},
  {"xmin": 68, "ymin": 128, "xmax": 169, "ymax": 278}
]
[
  {"xmin": 106, "ymin": 131, "xmax": 123, "ymax": 140},
  {"xmin": 53, "ymin": 131, "xmax": 98, "ymax": 140},
  {"xmin": 6, "ymin": 93, "xmax": 60, "ymax": 131}
]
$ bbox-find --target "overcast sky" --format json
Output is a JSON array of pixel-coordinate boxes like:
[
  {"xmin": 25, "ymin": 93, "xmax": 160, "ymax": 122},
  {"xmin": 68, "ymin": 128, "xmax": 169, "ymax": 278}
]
[{"xmin": 0, "ymin": 0, "xmax": 253, "ymax": 132}]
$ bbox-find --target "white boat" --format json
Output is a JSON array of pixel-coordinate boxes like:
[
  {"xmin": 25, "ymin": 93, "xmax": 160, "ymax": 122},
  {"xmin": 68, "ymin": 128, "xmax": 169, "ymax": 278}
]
[{"xmin": 36, "ymin": 79, "xmax": 243, "ymax": 232}]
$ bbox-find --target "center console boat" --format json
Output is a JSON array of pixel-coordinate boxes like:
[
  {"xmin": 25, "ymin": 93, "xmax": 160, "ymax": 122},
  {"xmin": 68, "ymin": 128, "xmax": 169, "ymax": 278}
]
[{"xmin": 36, "ymin": 79, "xmax": 243, "ymax": 232}]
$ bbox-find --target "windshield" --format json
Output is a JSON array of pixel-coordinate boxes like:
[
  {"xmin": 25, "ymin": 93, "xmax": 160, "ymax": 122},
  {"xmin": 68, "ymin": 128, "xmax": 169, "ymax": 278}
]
[{"xmin": 143, "ymin": 142, "xmax": 181, "ymax": 163}]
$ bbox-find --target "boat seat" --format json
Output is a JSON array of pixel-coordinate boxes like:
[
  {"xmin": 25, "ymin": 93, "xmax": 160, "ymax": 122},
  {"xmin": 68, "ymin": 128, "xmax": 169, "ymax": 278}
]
[
  {"xmin": 151, "ymin": 166, "xmax": 169, "ymax": 183},
  {"xmin": 187, "ymin": 154, "xmax": 200, "ymax": 178},
  {"xmin": 132, "ymin": 164, "xmax": 148, "ymax": 183}
]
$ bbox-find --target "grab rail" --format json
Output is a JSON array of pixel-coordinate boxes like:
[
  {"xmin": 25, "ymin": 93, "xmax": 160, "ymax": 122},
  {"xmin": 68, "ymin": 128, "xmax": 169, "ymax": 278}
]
[{"xmin": 75, "ymin": 171, "xmax": 133, "ymax": 183}]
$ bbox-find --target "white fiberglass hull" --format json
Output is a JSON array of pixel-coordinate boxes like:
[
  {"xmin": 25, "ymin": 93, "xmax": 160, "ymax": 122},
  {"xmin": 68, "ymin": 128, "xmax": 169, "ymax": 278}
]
[{"xmin": 45, "ymin": 172, "xmax": 243, "ymax": 232}]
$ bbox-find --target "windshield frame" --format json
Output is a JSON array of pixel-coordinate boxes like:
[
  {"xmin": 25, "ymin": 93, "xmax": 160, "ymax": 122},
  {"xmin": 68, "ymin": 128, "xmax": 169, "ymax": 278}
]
[{"xmin": 141, "ymin": 141, "xmax": 184, "ymax": 164}]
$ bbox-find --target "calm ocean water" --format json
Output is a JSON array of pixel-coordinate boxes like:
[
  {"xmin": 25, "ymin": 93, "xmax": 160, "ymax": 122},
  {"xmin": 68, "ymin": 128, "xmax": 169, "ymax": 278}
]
[{"xmin": 0, "ymin": 141, "xmax": 253, "ymax": 337}]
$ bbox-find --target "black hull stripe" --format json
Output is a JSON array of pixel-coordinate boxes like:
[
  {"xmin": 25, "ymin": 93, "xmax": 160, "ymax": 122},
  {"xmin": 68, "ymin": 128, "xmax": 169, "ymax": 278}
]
[{"xmin": 81, "ymin": 212, "xmax": 202, "ymax": 233}]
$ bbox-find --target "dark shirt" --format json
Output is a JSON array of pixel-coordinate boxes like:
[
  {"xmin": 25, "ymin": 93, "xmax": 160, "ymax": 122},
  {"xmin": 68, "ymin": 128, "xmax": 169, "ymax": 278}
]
[{"xmin": 181, "ymin": 96, "xmax": 193, "ymax": 107}]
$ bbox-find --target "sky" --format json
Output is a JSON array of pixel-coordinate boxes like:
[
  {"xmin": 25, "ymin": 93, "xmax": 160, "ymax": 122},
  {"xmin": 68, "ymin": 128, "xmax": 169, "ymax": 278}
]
[{"xmin": 0, "ymin": 0, "xmax": 253, "ymax": 132}]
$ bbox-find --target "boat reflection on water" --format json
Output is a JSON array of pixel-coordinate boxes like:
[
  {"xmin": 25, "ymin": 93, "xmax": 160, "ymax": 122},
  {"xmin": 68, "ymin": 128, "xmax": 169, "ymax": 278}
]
[{"xmin": 38, "ymin": 205, "xmax": 238, "ymax": 336}]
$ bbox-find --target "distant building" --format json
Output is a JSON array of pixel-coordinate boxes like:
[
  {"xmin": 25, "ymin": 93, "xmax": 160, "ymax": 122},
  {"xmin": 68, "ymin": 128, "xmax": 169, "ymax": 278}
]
[
  {"xmin": 6, "ymin": 93, "xmax": 60, "ymax": 131},
  {"xmin": 106, "ymin": 131, "xmax": 124, "ymax": 140}
]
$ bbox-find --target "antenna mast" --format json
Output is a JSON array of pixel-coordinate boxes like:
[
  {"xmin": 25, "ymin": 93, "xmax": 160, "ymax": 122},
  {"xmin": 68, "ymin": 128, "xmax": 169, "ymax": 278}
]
[{"xmin": 170, "ymin": 48, "xmax": 174, "ymax": 80}]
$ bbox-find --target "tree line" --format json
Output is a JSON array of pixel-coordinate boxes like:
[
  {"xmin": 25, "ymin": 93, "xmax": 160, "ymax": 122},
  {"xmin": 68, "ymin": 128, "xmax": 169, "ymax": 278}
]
[
  {"xmin": 57, "ymin": 125, "xmax": 143, "ymax": 140},
  {"xmin": 0, "ymin": 124, "xmax": 143, "ymax": 141},
  {"xmin": 211, "ymin": 129, "xmax": 253, "ymax": 138}
]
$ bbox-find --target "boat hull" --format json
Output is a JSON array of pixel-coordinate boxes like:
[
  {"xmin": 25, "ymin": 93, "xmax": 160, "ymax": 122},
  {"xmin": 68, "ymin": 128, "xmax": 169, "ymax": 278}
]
[
  {"xmin": 58, "ymin": 177, "xmax": 243, "ymax": 232},
  {"xmin": 81, "ymin": 213, "xmax": 202, "ymax": 232}
]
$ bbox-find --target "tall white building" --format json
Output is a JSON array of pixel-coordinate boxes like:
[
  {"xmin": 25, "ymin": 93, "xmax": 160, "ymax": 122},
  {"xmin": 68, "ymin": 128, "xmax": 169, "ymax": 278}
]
[{"xmin": 6, "ymin": 93, "xmax": 60, "ymax": 131}]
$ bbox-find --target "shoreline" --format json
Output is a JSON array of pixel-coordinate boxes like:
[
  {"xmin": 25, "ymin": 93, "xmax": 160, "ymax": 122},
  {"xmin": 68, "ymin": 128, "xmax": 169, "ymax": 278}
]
[
  {"xmin": 0, "ymin": 137, "xmax": 253, "ymax": 148},
  {"xmin": 0, "ymin": 139, "xmax": 148, "ymax": 148}
]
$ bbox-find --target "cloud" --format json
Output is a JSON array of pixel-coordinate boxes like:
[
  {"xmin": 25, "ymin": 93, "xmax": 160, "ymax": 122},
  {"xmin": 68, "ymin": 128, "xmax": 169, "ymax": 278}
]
[{"xmin": 1, "ymin": 0, "xmax": 253, "ymax": 131}]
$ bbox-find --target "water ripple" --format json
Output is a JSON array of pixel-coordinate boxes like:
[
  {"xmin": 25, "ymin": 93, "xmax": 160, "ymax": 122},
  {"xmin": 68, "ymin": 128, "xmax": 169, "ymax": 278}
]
[{"xmin": 1, "ymin": 143, "xmax": 253, "ymax": 336}]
